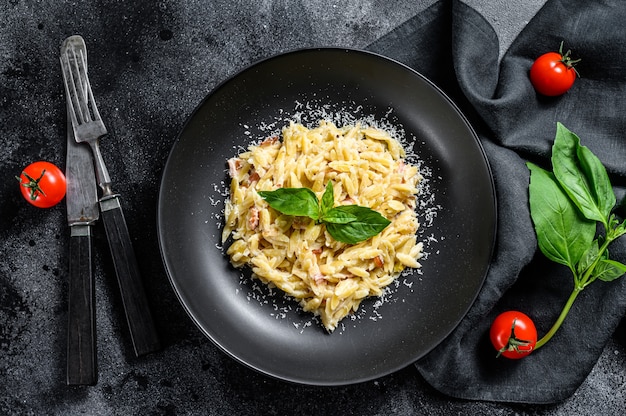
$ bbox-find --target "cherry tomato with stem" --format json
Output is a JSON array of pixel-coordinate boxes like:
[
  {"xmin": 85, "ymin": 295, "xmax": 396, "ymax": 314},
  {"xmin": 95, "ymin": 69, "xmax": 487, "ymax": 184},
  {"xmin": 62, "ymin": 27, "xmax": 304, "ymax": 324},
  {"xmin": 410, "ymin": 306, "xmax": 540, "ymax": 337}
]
[
  {"xmin": 490, "ymin": 311, "xmax": 537, "ymax": 359},
  {"xmin": 17, "ymin": 161, "xmax": 67, "ymax": 208},
  {"xmin": 529, "ymin": 42, "xmax": 580, "ymax": 96}
]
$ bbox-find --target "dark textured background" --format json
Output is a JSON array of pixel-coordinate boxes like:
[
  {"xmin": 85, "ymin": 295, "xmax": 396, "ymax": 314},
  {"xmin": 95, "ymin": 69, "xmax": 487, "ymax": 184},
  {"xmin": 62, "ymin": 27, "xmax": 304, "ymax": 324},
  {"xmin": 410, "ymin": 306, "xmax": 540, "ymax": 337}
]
[{"xmin": 1, "ymin": 0, "xmax": 625, "ymax": 414}]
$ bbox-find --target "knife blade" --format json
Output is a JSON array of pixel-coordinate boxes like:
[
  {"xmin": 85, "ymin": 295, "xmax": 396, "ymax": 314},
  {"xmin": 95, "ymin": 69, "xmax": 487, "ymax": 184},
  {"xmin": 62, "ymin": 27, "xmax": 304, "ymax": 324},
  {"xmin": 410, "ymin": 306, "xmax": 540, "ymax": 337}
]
[{"xmin": 65, "ymin": 106, "xmax": 98, "ymax": 386}]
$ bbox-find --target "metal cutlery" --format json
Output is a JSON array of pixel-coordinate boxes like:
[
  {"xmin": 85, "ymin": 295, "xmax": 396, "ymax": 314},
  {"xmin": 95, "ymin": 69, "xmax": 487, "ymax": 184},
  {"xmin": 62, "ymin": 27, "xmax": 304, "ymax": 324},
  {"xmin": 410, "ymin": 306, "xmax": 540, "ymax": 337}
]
[
  {"xmin": 65, "ymin": 106, "xmax": 98, "ymax": 385},
  {"xmin": 60, "ymin": 35, "xmax": 160, "ymax": 358}
]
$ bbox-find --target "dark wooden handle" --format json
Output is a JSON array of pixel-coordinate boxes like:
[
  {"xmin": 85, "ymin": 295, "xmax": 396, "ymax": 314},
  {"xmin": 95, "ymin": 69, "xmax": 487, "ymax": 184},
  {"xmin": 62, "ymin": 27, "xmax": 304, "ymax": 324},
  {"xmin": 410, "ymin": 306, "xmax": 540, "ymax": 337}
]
[
  {"xmin": 67, "ymin": 226, "xmax": 97, "ymax": 385},
  {"xmin": 100, "ymin": 195, "xmax": 160, "ymax": 356}
]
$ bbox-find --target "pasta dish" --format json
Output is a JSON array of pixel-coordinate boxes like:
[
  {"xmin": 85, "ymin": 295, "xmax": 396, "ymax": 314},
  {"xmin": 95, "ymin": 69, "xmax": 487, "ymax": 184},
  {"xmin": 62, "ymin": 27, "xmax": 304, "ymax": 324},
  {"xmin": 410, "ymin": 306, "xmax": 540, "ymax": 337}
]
[{"xmin": 222, "ymin": 120, "xmax": 423, "ymax": 332}]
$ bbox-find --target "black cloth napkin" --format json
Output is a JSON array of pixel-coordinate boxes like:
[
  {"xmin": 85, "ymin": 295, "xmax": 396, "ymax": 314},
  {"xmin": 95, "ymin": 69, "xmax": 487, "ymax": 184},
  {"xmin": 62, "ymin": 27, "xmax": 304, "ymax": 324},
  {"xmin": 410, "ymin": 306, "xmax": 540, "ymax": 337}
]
[{"xmin": 369, "ymin": 0, "xmax": 626, "ymax": 404}]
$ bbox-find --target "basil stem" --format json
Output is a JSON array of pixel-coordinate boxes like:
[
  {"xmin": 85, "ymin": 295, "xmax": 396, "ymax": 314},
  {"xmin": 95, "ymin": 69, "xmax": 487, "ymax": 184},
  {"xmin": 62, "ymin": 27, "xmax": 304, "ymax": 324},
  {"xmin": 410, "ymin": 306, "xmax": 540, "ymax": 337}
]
[
  {"xmin": 536, "ymin": 233, "xmax": 614, "ymax": 350},
  {"xmin": 535, "ymin": 288, "xmax": 581, "ymax": 350}
]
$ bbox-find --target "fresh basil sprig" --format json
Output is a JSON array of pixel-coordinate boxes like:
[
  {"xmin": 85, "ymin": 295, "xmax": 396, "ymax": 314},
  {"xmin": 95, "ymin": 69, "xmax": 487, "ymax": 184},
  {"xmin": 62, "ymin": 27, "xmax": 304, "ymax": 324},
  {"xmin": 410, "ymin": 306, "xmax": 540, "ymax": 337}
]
[
  {"xmin": 258, "ymin": 182, "xmax": 391, "ymax": 244},
  {"xmin": 527, "ymin": 122, "xmax": 626, "ymax": 350}
]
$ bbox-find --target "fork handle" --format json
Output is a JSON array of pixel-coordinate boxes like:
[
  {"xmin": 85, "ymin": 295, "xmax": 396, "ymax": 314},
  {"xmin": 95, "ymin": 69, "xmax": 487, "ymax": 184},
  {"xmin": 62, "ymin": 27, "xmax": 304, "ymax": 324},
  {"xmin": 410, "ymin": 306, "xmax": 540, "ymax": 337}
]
[
  {"xmin": 100, "ymin": 195, "xmax": 161, "ymax": 356},
  {"xmin": 67, "ymin": 225, "xmax": 97, "ymax": 385}
]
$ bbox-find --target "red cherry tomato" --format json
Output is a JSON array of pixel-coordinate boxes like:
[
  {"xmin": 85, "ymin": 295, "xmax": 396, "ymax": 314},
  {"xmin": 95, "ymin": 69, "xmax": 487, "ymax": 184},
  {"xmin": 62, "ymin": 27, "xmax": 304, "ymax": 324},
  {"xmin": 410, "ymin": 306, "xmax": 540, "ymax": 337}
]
[
  {"xmin": 17, "ymin": 161, "xmax": 66, "ymax": 208},
  {"xmin": 490, "ymin": 311, "xmax": 537, "ymax": 359},
  {"xmin": 529, "ymin": 43, "xmax": 580, "ymax": 96}
]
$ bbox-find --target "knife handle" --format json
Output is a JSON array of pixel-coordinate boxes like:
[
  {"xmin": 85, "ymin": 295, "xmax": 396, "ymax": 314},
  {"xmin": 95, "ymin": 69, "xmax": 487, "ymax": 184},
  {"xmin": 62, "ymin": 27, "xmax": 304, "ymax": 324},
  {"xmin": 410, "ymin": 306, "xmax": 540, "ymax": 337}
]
[
  {"xmin": 100, "ymin": 195, "xmax": 161, "ymax": 356},
  {"xmin": 67, "ymin": 225, "xmax": 97, "ymax": 385}
]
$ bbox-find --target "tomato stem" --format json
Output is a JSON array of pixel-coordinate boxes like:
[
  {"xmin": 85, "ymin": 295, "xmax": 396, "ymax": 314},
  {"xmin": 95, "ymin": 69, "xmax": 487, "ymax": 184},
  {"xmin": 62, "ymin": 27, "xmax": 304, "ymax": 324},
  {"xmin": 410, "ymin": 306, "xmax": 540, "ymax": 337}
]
[
  {"xmin": 534, "ymin": 287, "xmax": 581, "ymax": 350},
  {"xmin": 497, "ymin": 318, "xmax": 533, "ymax": 357},
  {"xmin": 558, "ymin": 41, "xmax": 581, "ymax": 76},
  {"xmin": 16, "ymin": 170, "xmax": 47, "ymax": 200}
]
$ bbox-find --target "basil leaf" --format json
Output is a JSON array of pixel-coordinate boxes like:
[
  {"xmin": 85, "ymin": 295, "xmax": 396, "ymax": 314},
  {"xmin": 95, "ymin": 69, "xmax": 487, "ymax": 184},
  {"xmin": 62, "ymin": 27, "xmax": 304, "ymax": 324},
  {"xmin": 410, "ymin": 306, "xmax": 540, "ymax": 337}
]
[
  {"xmin": 258, "ymin": 187, "xmax": 319, "ymax": 220},
  {"xmin": 611, "ymin": 217, "xmax": 626, "ymax": 240},
  {"xmin": 578, "ymin": 143, "xmax": 615, "ymax": 219},
  {"xmin": 577, "ymin": 239, "xmax": 600, "ymax": 276},
  {"xmin": 527, "ymin": 162, "xmax": 595, "ymax": 268},
  {"xmin": 552, "ymin": 122, "xmax": 615, "ymax": 224},
  {"xmin": 594, "ymin": 259, "xmax": 626, "ymax": 282},
  {"xmin": 321, "ymin": 207, "xmax": 358, "ymax": 224},
  {"xmin": 320, "ymin": 182, "xmax": 335, "ymax": 218},
  {"xmin": 325, "ymin": 205, "xmax": 391, "ymax": 244}
]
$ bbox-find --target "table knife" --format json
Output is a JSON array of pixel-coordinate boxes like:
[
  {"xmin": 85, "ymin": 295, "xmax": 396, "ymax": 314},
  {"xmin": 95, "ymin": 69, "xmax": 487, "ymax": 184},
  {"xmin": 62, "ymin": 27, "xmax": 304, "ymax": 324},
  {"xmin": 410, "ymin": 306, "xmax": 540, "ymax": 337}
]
[{"xmin": 65, "ymin": 108, "xmax": 98, "ymax": 386}]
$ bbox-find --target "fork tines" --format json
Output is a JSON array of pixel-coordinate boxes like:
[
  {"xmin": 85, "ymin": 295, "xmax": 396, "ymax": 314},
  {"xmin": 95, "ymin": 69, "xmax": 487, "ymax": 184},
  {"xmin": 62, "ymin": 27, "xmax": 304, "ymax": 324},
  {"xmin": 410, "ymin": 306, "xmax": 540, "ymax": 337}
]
[{"xmin": 60, "ymin": 36, "xmax": 102, "ymax": 130}]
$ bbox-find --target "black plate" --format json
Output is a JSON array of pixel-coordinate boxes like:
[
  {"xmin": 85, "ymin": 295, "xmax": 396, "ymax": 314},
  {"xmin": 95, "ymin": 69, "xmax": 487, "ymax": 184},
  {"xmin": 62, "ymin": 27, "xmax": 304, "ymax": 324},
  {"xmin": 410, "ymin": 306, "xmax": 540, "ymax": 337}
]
[{"xmin": 158, "ymin": 48, "xmax": 496, "ymax": 385}]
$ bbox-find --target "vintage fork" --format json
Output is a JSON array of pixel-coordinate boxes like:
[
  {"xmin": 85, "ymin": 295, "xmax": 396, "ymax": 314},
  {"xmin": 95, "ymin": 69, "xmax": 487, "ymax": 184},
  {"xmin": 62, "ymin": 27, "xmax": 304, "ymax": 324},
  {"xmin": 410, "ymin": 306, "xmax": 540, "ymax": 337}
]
[
  {"xmin": 60, "ymin": 36, "xmax": 113, "ymax": 197},
  {"xmin": 60, "ymin": 35, "xmax": 160, "ymax": 357}
]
